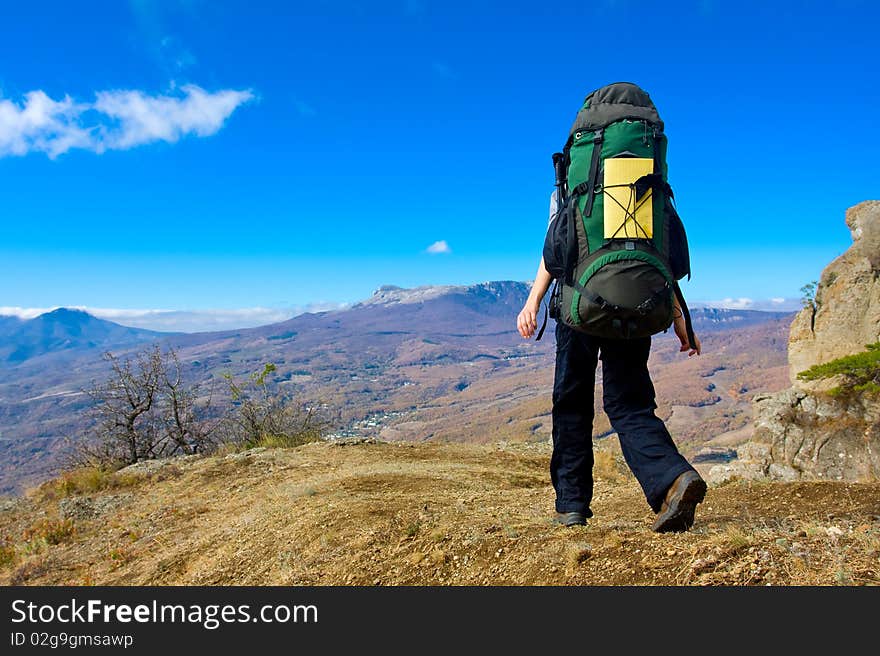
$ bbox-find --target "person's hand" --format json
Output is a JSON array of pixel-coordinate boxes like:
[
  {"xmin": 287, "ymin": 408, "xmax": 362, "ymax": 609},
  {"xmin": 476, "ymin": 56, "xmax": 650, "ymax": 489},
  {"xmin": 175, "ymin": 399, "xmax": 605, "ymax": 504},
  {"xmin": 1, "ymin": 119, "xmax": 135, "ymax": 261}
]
[
  {"xmin": 517, "ymin": 299, "xmax": 541, "ymax": 338},
  {"xmin": 673, "ymin": 314, "xmax": 701, "ymax": 356}
]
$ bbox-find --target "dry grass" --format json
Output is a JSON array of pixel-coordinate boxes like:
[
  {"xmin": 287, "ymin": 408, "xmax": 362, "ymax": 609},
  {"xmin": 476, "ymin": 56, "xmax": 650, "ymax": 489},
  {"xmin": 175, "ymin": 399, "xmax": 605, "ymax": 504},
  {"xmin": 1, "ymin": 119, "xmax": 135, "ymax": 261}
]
[
  {"xmin": 0, "ymin": 441, "xmax": 878, "ymax": 586},
  {"xmin": 215, "ymin": 432, "xmax": 324, "ymax": 456},
  {"xmin": 594, "ymin": 450, "xmax": 626, "ymax": 483},
  {"xmin": 23, "ymin": 518, "xmax": 76, "ymax": 546},
  {"xmin": 0, "ymin": 541, "xmax": 16, "ymax": 569},
  {"xmin": 714, "ymin": 526, "xmax": 755, "ymax": 556},
  {"xmin": 34, "ymin": 466, "xmax": 143, "ymax": 501}
]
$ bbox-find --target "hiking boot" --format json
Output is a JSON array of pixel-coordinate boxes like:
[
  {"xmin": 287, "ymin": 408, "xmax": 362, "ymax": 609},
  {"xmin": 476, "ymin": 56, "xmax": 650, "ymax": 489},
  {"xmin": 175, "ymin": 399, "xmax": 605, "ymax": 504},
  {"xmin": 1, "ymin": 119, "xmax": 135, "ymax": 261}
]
[
  {"xmin": 554, "ymin": 511, "xmax": 587, "ymax": 527},
  {"xmin": 652, "ymin": 470, "xmax": 707, "ymax": 533}
]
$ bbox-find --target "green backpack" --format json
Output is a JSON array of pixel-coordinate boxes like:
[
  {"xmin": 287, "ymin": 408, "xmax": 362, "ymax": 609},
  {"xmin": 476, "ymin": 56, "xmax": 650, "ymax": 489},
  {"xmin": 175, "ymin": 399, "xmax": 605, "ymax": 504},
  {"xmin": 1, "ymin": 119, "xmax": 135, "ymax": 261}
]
[{"xmin": 542, "ymin": 82, "xmax": 695, "ymax": 347}]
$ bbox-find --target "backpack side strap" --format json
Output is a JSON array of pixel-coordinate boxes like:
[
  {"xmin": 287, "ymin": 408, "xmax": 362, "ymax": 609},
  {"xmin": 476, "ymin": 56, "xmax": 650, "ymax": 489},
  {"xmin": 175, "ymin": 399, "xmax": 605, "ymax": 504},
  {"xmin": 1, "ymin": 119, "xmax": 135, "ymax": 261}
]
[
  {"xmin": 672, "ymin": 281, "xmax": 697, "ymax": 351},
  {"xmin": 535, "ymin": 302, "xmax": 549, "ymax": 341},
  {"xmin": 583, "ymin": 128, "xmax": 604, "ymax": 217}
]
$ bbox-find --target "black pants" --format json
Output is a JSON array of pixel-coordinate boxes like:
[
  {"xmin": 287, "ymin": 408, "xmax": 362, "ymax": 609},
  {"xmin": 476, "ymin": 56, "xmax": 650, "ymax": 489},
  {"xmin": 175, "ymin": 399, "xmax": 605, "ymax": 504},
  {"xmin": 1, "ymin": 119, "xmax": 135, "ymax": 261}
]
[{"xmin": 551, "ymin": 321, "xmax": 695, "ymax": 515}]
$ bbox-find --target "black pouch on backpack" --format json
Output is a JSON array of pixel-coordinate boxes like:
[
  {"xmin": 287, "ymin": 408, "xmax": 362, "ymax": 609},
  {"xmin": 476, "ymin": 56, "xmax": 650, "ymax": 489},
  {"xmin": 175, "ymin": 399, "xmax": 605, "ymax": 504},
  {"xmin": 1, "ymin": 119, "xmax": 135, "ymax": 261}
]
[
  {"xmin": 666, "ymin": 201, "xmax": 691, "ymax": 281},
  {"xmin": 542, "ymin": 196, "xmax": 577, "ymax": 283}
]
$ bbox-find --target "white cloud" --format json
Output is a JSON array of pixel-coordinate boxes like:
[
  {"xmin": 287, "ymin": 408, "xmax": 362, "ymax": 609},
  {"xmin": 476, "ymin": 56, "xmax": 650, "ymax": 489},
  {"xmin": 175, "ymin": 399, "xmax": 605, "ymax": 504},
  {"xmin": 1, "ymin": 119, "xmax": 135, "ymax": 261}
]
[
  {"xmin": 707, "ymin": 297, "xmax": 755, "ymax": 310},
  {"xmin": 0, "ymin": 84, "xmax": 253, "ymax": 158},
  {"xmin": 94, "ymin": 85, "xmax": 253, "ymax": 149},
  {"xmin": 0, "ymin": 304, "xmax": 347, "ymax": 333},
  {"xmin": 0, "ymin": 306, "xmax": 47, "ymax": 320},
  {"xmin": 0, "ymin": 91, "xmax": 93, "ymax": 158},
  {"xmin": 695, "ymin": 297, "xmax": 802, "ymax": 312},
  {"xmin": 426, "ymin": 240, "xmax": 451, "ymax": 254}
]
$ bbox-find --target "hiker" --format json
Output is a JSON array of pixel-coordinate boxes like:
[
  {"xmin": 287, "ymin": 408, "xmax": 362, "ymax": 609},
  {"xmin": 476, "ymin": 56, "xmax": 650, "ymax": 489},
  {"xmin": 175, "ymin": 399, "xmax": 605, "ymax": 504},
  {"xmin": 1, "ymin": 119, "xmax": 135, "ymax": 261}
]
[{"xmin": 516, "ymin": 82, "xmax": 707, "ymax": 533}]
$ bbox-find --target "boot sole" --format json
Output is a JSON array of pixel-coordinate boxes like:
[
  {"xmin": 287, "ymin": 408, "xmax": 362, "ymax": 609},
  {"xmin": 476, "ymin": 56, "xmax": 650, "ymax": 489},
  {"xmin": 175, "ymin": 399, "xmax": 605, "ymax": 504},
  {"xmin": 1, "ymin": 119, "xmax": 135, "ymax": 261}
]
[
  {"xmin": 554, "ymin": 512, "xmax": 587, "ymax": 527},
  {"xmin": 652, "ymin": 477, "xmax": 707, "ymax": 533}
]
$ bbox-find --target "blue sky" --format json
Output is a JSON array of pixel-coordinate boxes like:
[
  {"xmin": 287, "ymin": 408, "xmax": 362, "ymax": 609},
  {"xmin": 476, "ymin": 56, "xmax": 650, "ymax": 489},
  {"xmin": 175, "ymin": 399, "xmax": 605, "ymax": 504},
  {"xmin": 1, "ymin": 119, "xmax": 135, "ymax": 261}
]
[{"xmin": 1, "ymin": 0, "xmax": 877, "ymax": 330}]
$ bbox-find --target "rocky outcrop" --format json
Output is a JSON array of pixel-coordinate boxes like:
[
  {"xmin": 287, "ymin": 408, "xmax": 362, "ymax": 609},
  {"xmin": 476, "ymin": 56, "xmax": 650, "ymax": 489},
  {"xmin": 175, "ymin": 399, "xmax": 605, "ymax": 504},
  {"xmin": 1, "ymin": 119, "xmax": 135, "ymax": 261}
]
[
  {"xmin": 789, "ymin": 201, "xmax": 880, "ymax": 384},
  {"xmin": 709, "ymin": 202, "xmax": 880, "ymax": 485},
  {"xmin": 709, "ymin": 388, "xmax": 880, "ymax": 483}
]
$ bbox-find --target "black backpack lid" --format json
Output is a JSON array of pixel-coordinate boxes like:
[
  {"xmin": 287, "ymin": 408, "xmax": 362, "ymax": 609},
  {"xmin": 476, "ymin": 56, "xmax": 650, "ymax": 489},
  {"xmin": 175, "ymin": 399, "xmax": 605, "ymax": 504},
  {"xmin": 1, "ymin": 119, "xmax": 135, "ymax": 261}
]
[{"xmin": 569, "ymin": 82, "xmax": 664, "ymax": 136}]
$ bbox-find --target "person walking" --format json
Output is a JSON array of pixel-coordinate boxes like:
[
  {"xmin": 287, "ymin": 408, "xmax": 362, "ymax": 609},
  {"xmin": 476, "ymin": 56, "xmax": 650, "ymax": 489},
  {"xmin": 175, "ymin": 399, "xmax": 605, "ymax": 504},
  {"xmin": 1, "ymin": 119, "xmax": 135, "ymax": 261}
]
[{"xmin": 517, "ymin": 82, "xmax": 707, "ymax": 533}]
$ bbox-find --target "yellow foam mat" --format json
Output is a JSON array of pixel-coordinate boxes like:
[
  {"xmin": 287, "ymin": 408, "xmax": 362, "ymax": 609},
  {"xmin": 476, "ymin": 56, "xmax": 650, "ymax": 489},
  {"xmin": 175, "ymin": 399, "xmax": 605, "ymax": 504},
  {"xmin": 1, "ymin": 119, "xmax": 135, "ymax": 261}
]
[{"xmin": 603, "ymin": 157, "xmax": 654, "ymax": 239}]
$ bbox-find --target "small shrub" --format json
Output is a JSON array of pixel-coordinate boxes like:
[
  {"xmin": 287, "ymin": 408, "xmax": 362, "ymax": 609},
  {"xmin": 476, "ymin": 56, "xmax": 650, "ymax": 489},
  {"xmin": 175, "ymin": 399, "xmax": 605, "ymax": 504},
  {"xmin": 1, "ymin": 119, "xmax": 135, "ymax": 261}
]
[
  {"xmin": 10, "ymin": 557, "xmax": 53, "ymax": 585},
  {"xmin": 566, "ymin": 543, "xmax": 593, "ymax": 567},
  {"xmin": 24, "ymin": 518, "xmax": 76, "ymax": 546},
  {"xmin": 800, "ymin": 281, "xmax": 818, "ymax": 310},
  {"xmin": 713, "ymin": 526, "xmax": 753, "ymax": 556},
  {"xmin": 797, "ymin": 343, "xmax": 880, "ymax": 396},
  {"xmin": 122, "ymin": 529, "xmax": 142, "ymax": 543},
  {"xmin": 39, "ymin": 466, "xmax": 142, "ymax": 500},
  {"xmin": 254, "ymin": 430, "xmax": 323, "ymax": 450},
  {"xmin": 0, "ymin": 542, "xmax": 17, "ymax": 569},
  {"xmin": 218, "ymin": 364, "xmax": 328, "ymax": 450},
  {"xmin": 405, "ymin": 521, "xmax": 420, "ymax": 538},
  {"xmin": 59, "ymin": 467, "xmax": 113, "ymax": 496},
  {"xmin": 107, "ymin": 547, "xmax": 132, "ymax": 569},
  {"xmin": 834, "ymin": 563, "xmax": 853, "ymax": 585}
]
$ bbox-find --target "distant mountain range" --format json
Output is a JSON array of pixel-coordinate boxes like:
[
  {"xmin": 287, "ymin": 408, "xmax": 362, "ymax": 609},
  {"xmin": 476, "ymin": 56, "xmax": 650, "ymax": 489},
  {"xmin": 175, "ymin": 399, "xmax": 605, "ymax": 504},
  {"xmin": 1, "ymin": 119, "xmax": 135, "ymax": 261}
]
[
  {"xmin": 0, "ymin": 308, "xmax": 171, "ymax": 364},
  {"xmin": 0, "ymin": 281, "xmax": 795, "ymax": 494}
]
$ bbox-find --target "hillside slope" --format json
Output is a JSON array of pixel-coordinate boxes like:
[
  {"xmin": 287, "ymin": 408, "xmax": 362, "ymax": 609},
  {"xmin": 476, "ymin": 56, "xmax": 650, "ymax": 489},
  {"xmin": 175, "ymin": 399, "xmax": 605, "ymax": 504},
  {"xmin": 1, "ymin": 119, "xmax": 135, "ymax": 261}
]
[
  {"xmin": 0, "ymin": 281, "xmax": 793, "ymax": 495},
  {"xmin": 2, "ymin": 441, "xmax": 877, "ymax": 586}
]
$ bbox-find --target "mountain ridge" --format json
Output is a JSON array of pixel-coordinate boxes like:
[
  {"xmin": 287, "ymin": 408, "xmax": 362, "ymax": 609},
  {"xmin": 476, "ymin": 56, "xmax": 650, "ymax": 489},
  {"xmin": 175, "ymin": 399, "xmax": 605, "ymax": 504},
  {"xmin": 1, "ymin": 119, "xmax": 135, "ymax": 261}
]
[
  {"xmin": 0, "ymin": 280, "xmax": 794, "ymax": 495},
  {"xmin": 0, "ymin": 307, "xmax": 172, "ymax": 365}
]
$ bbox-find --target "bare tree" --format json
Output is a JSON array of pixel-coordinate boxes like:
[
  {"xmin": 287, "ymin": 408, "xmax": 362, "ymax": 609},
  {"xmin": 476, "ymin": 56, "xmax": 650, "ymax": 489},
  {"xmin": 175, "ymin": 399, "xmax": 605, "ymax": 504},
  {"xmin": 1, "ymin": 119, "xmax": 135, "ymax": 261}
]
[
  {"xmin": 75, "ymin": 346, "xmax": 324, "ymax": 468},
  {"xmin": 159, "ymin": 349, "xmax": 220, "ymax": 455},
  {"xmin": 77, "ymin": 344, "xmax": 218, "ymax": 467},
  {"xmin": 78, "ymin": 347, "xmax": 162, "ymax": 466}
]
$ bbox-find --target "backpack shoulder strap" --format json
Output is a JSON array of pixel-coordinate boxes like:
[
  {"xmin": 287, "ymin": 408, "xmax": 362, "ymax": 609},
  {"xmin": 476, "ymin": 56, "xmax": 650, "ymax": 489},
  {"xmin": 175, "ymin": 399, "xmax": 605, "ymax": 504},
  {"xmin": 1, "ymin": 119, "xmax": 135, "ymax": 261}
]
[{"xmin": 672, "ymin": 281, "xmax": 696, "ymax": 351}]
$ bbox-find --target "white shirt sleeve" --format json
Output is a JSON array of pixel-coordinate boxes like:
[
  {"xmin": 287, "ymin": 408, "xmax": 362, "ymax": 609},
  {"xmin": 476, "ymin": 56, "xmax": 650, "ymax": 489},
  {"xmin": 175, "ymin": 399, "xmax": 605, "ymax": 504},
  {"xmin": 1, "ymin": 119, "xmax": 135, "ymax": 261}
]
[{"xmin": 547, "ymin": 189, "xmax": 559, "ymax": 227}]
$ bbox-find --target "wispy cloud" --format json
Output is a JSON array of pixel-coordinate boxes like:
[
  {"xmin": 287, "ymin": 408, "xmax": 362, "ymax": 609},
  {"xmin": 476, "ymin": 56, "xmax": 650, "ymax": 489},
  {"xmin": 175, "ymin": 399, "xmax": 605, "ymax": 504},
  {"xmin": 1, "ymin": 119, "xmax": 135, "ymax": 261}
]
[
  {"xmin": 425, "ymin": 240, "xmax": 451, "ymax": 254},
  {"xmin": 0, "ymin": 84, "xmax": 253, "ymax": 158},
  {"xmin": 159, "ymin": 36, "xmax": 197, "ymax": 72},
  {"xmin": 0, "ymin": 304, "xmax": 347, "ymax": 333},
  {"xmin": 696, "ymin": 297, "xmax": 802, "ymax": 312},
  {"xmin": 709, "ymin": 297, "xmax": 755, "ymax": 310},
  {"xmin": 129, "ymin": 0, "xmax": 198, "ymax": 75}
]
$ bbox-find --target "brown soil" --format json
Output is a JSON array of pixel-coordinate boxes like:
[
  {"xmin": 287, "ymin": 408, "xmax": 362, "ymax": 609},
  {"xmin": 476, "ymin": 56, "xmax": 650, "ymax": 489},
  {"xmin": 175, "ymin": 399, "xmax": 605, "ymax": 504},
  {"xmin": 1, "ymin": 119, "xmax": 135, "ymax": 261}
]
[{"xmin": 1, "ymin": 441, "xmax": 878, "ymax": 586}]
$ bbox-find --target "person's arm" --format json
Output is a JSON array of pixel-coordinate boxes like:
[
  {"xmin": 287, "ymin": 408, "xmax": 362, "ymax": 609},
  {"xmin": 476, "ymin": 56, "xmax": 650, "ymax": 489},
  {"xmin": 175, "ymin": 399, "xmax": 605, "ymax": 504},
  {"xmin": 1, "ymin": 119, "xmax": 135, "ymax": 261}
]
[
  {"xmin": 517, "ymin": 256, "xmax": 553, "ymax": 339},
  {"xmin": 672, "ymin": 294, "xmax": 701, "ymax": 356}
]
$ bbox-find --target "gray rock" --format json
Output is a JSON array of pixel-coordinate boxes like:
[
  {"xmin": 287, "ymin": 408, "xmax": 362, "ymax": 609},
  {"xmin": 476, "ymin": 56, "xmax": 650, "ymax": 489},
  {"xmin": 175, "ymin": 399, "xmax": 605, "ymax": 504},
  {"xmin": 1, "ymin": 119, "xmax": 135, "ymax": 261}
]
[
  {"xmin": 712, "ymin": 201, "xmax": 880, "ymax": 484},
  {"xmin": 0, "ymin": 496, "xmax": 30, "ymax": 514},
  {"xmin": 59, "ymin": 493, "xmax": 132, "ymax": 520},
  {"xmin": 331, "ymin": 437, "xmax": 382, "ymax": 446},
  {"xmin": 117, "ymin": 454, "xmax": 202, "ymax": 475},
  {"xmin": 789, "ymin": 201, "xmax": 880, "ymax": 386}
]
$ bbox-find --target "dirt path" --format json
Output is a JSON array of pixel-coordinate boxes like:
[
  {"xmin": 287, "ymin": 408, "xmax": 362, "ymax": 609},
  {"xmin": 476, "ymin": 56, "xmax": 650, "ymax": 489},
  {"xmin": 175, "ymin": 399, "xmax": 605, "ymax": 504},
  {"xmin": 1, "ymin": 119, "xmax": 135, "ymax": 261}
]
[{"xmin": 1, "ymin": 441, "xmax": 878, "ymax": 586}]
